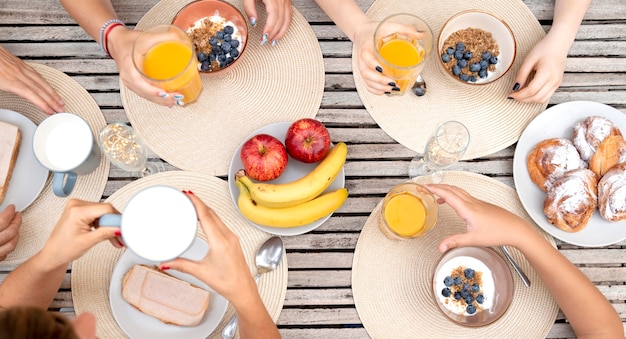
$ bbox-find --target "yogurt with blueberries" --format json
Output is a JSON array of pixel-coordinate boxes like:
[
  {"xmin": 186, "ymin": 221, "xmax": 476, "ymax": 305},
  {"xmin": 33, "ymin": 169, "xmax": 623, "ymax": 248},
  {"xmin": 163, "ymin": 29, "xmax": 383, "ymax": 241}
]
[
  {"xmin": 187, "ymin": 15, "xmax": 243, "ymax": 71},
  {"xmin": 434, "ymin": 256, "xmax": 495, "ymax": 316}
]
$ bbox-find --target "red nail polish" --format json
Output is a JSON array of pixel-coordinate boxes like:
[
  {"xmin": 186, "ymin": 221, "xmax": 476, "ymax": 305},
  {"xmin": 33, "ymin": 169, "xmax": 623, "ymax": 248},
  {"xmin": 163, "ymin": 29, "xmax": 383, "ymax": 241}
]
[
  {"xmin": 182, "ymin": 190, "xmax": 188, "ymax": 194},
  {"xmin": 188, "ymin": 190, "xmax": 194, "ymax": 195},
  {"xmin": 114, "ymin": 231, "xmax": 122, "ymax": 236},
  {"xmin": 160, "ymin": 265, "xmax": 170, "ymax": 270}
]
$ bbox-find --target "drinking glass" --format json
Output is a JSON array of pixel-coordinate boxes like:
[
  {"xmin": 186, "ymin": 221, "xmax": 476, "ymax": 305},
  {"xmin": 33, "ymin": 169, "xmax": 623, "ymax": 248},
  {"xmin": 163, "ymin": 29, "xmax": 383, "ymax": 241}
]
[
  {"xmin": 374, "ymin": 13, "xmax": 433, "ymax": 95},
  {"xmin": 408, "ymin": 121, "xmax": 470, "ymax": 183},
  {"xmin": 98, "ymin": 122, "xmax": 163, "ymax": 177}
]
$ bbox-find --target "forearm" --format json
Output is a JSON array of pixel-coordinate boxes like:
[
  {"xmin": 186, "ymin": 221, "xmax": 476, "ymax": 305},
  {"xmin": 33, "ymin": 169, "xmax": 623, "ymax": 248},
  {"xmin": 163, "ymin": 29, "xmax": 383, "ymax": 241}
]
[
  {"xmin": 546, "ymin": 0, "xmax": 590, "ymax": 53},
  {"xmin": 233, "ymin": 289, "xmax": 280, "ymax": 339},
  {"xmin": 60, "ymin": 0, "xmax": 120, "ymax": 43},
  {"xmin": 0, "ymin": 251, "xmax": 67, "ymax": 309},
  {"xmin": 514, "ymin": 229, "xmax": 622, "ymax": 337},
  {"xmin": 314, "ymin": 0, "xmax": 371, "ymax": 42}
]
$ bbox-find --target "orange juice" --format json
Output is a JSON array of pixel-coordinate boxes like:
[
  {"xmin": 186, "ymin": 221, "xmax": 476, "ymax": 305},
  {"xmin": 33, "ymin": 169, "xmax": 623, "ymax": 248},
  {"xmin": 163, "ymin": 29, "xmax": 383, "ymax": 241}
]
[
  {"xmin": 142, "ymin": 40, "xmax": 202, "ymax": 104},
  {"xmin": 377, "ymin": 36, "xmax": 426, "ymax": 93},
  {"xmin": 383, "ymin": 192, "xmax": 427, "ymax": 237}
]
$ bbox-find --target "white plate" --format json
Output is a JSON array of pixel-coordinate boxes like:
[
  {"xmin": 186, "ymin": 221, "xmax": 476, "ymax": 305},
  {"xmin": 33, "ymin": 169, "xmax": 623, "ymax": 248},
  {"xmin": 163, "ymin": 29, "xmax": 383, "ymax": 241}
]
[
  {"xmin": 109, "ymin": 237, "xmax": 229, "ymax": 338},
  {"xmin": 228, "ymin": 122, "xmax": 345, "ymax": 236},
  {"xmin": 513, "ymin": 101, "xmax": 626, "ymax": 247},
  {"xmin": 0, "ymin": 109, "xmax": 48, "ymax": 212}
]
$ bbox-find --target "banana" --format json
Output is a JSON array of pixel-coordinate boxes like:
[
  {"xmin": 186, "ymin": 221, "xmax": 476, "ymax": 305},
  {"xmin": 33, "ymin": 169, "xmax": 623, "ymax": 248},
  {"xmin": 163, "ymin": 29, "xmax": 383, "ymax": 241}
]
[
  {"xmin": 236, "ymin": 142, "xmax": 347, "ymax": 208},
  {"xmin": 236, "ymin": 180, "xmax": 348, "ymax": 227}
]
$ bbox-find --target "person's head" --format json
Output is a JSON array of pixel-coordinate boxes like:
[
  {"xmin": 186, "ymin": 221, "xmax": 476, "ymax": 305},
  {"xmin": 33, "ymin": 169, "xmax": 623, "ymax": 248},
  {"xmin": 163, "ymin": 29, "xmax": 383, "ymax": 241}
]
[{"xmin": 0, "ymin": 306, "xmax": 95, "ymax": 339}]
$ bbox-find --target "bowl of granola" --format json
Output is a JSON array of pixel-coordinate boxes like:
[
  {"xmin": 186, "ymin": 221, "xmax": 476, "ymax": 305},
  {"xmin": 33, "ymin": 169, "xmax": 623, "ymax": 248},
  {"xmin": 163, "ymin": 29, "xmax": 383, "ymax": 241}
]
[
  {"xmin": 437, "ymin": 10, "xmax": 516, "ymax": 85},
  {"xmin": 172, "ymin": 0, "xmax": 248, "ymax": 74}
]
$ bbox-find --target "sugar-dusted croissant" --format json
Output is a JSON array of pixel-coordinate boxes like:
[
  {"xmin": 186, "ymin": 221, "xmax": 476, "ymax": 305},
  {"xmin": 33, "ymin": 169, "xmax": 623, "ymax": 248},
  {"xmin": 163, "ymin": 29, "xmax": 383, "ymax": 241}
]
[
  {"xmin": 589, "ymin": 134, "xmax": 626, "ymax": 177},
  {"xmin": 597, "ymin": 163, "xmax": 626, "ymax": 222},
  {"xmin": 527, "ymin": 138, "xmax": 582, "ymax": 191},
  {"xmin": 572, "ymin": 115, "xmax": 622, "ymax": 162},
  {"xmin": 544, "ymin": 168, "xmax": 598, "ymax": 233}
]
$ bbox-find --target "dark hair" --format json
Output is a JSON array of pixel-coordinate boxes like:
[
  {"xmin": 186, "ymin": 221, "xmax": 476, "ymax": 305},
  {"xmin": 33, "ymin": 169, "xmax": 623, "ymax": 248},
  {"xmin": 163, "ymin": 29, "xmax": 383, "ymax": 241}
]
[{"xmin": 0, "ymin": 306, "xmax": 78, "ymax": 339}]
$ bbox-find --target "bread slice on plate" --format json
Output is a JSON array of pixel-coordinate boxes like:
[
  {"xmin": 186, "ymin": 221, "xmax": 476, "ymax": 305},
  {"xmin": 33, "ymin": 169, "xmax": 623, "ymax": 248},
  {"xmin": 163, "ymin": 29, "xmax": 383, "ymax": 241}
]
[
  {"xmin": 0, "ymin": 121, "xmax": 21, "ymax": 205},
  {"xmin": 122, "ymin": 264, "xmax": 210, "ymax": 326}
]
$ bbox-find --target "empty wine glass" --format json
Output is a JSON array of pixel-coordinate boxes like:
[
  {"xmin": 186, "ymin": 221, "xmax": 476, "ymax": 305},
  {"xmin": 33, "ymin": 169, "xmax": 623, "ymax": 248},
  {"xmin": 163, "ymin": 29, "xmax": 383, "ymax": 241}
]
[
  {"xmin": 98, "ymin": 122, "xmax": 163, "ymax": 177},
  {"xmin": 408, "ymin": 120, "xmax": 470, "ymax": 183}
]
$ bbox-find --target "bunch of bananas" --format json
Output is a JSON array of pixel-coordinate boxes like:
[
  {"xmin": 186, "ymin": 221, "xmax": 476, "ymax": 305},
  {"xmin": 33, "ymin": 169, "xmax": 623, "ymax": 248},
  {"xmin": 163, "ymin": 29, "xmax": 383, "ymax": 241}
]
[{"xmin": 235, "ymin": 142, "xmax": 348, "ymax": 227}]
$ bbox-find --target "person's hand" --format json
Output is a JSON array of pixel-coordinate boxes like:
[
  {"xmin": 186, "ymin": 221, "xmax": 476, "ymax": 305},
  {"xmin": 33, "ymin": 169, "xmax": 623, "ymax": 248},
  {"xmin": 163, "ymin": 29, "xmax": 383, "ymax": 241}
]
[
  {"xmin": 0, "ymin": 46, "xmax": 65, "ymax": 115},
  {"xmin": 161, "ymin": 191, "xmax": 256, "ymax": 307},
  {"xmin": 508, "ymin": 33, "xmax": 568, "ymax": 104},
  {"xmin": 107, "ymin": 27, "xmax": 181, "ymax": 107},
  {"xmin": 243, "ymin": 0, "xmax": 293, "ymax": 46},
  {"xmin": 0, "ymin": 205, "xmax": 21, "ymax": 261},
  {"xmin": 41, "ymin": 200, "xmax": 122, "ymax": 266},
  {"xmin": 424, "ymin": 184, "xmax": 535, "ymax": 252}
]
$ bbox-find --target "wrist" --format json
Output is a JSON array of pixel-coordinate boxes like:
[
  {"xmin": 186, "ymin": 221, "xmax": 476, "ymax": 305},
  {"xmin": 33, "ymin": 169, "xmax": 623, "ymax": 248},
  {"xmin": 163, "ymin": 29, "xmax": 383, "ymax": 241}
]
[{"xmin": 107, "ymin": 26, "xmax": 132, "ymax": 61}]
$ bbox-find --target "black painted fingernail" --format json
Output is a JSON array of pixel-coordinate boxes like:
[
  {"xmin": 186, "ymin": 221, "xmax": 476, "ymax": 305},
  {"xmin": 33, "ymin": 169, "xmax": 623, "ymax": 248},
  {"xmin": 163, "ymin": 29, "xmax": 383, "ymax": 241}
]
[
  {"xmin": 512, "ymin": 83, "xmax": 520, "ymax": 91},
  {"xmin": 388, "ymin": 81, "xmax": 396, "ymax": 87},
  {"xmin": 376, "ymin": 66, "xmax": 383, "ymax": 73},
  {"xmin": 391, "ymin": 86, "xmax": 400, "ymax": 91},
  {"xmin": 384, "ymin": 91, "xmax": 391, "ymax": 94},
  {"xmin": 507, "ymin": 96, "xmax": 513, "ymax": 100}
]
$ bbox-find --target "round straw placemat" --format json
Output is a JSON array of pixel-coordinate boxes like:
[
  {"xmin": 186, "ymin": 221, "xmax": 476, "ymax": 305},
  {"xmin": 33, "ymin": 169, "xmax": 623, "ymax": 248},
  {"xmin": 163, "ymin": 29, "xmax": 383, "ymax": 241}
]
[
  {"xmin": 354, "ymin": 0, "xmax": 547, "ymax": 159},
  {"xmin": 352, "ymin": 171, "xmax": 558, "ymax": 338},
  {"xmin": 121, "ymin": 0, "xmax": 324, "ymax": 176},
  {"xmin": 0, "ymin": 62, "xmax": 109, "ymax": 268},
  {"xmin": 72, "ymin": 171, "xmax": 287, "ymax": 339}
]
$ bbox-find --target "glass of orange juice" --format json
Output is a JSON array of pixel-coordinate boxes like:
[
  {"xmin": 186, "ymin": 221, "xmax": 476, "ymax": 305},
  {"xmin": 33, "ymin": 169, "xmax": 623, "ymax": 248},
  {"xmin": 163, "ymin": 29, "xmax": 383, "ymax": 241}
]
[
  {"xmin": 132, "ymin": 24, "xmax": 202, "ymax": 105},
  {"xmin": 374, "ymin": 14, "xmax": 433, "ymax": 95},
  {"xmin": 379, "ymin": 182, "xmax": 437, "ymax": 240}
]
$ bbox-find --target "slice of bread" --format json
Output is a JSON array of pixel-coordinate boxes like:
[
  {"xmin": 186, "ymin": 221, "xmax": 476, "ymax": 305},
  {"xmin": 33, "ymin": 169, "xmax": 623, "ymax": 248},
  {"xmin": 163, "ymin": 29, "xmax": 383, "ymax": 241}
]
[
  {"xmin": 0, "ymin": 121, "xmax": 21, "ymax": 205},
  {"xmin": 122, "ymin": 264, "xmax": 210, "ymax": 326}
]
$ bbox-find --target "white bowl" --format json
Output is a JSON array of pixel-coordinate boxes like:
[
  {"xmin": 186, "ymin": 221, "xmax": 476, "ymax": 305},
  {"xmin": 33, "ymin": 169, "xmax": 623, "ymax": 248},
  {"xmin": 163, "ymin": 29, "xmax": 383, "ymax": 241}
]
[{"xmin": 437, "ymin": 10, "xmax": 516, "ymax": 85}]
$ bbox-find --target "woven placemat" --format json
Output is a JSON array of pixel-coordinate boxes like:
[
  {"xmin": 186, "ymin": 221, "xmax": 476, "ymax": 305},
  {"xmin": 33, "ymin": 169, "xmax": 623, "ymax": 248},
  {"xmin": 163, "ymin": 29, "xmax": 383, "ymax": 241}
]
[
  {"xmin": 71, "ymin": 171, "xmax": 287, "ymax": 338},
  {"xmin": 121, "ymin": 0, "xmax": 324, "ymax": 176},
  {"xmin": 0, "ymin": 62, "xmax": 109, "ymax": 268},
  {"xmin": 352, "ymin": 171, "xmax": 559, "ymax": 338},
  {"xmin": 354, "ymin": 0, "xmax": 548, "ymax": 159}
]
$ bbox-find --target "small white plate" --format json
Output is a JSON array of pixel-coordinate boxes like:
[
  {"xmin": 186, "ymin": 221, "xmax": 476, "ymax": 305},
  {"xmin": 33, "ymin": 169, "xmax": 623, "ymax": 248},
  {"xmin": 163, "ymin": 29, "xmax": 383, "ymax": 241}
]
[
  {"xmin": 513, "ymin": 101, "xmax": 626, "ymax": 247},
  {"xmin": 109, "ymin": 237, "xmax": 229, "ymax": 338},
  {"xmin": 0, "ymin": 109, "xmax": 48, "ymax": 212},
  {"xmin": 228, "ymin": 122, "xmax": 345, "ymax": 236}
]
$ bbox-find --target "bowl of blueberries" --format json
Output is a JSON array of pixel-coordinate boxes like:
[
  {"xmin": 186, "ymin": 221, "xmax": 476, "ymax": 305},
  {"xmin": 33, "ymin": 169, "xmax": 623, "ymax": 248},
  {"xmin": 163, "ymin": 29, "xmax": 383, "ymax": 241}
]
[
  {"xmin": 172, "ymin": 0, "xmax": 248, "ymax": 74},
  {"xmin": 437, "ymin": 10, "xmax": 516, "ymax": 85}
]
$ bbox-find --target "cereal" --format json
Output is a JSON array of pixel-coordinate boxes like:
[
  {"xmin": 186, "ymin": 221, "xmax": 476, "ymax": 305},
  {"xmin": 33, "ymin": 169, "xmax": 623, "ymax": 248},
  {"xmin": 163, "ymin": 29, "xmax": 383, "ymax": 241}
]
[{"xmin": 441, "ymin": 28, "xmax": 500, "ymax": 82}]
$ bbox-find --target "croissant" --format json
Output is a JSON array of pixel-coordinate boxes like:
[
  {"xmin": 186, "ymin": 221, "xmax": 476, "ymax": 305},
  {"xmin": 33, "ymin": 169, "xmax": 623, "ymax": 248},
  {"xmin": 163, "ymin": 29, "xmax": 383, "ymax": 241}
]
[
  {"xmin": 589, "ymin": 135, "xmax": 626, "ymax": 177},
  {"xmin": 597, "ymin": 163, "xmax": 626, "ymax": 222},
  {"xmin": 572, "ymin": 116, "xmax": 622, "ymax": 162},
  {"xmin": 527, "ymin": 138, "xmax": 582, "ymax": 191},
  {"xmin": 543, "ymin": 168, "xmax": 598, "ymax": 233}
]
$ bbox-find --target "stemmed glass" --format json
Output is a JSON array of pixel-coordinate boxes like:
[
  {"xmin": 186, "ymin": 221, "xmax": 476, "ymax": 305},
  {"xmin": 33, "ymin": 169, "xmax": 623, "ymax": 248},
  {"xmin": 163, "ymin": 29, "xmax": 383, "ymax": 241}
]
[
  {"xmin": 408, "ymin": 120, "xmax": 470, "ymax": 183},
  {"xmin": 98, "ymin": 122, "xmax": 163, "ymax": 177}
]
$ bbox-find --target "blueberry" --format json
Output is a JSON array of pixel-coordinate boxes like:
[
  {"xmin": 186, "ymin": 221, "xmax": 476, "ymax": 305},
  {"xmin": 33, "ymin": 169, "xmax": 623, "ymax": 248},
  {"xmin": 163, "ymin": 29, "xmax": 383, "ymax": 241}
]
[
  {"xmin": 452, "ymin": 65, "xmax": 462, "ymax": 76},
  {"xmin": 489, "ymin": 56, "xmax": 499, "ymax": 65},
  {"xmin": 480, "ymin": 60, "xmax": 489, "ymax": 70},
  {"xmin": 462, "ymin": 283, "xmax": 470, "ymax": 291},
  {"xmin": 471, "ymin": 284, "xmax": 480, "ymax": 293},
  {"xmin": 454, "ymin": 50, "xmax": 464, "ymax": 60},
  {"xmin": 466, "ymin": 304, "xmax": 477, "ymax": 314},
  {"xmin": 455, "ymin": 42, "xmax": 465, "ymax": 52},
  {"xmin": 217, "ymin": 54, "xmax": 226, "ymax": 62},
  {"xmin": 444, "ymin": 276, "xmax": 454, "ymax": 287},
  {"xmin": 231, "ymin": 39, "xmax": 240, "ymax": 48},
  {"xmin": 222, "ymin": 41, "xmax": 232, "ymax": 52},
  {"xmin": 464, "ymin": 268, "xmax": 475, "ymax": 279},
  {"xmin": 216, "ymin": 30, "xmax": 225, "ymax": 39},
  {"xmin": 463, "ymin": 51, "xmax": 473, "ymax": 60},
  {"xmin": 461, "ymin": 289, "xmax": 470, "ymax": 298},
  {"xmin": 469, "ymin": 62, "xmax": 481, "ymax": 72},
  {"xmin": 223, "ymin": 34, "xmax": 232, "ymax": 42},
  {"xmin": 481, "ymin": 51, "xmax": 492, "ymax": 60},
  {"xmin": 200, "ymin": 60, "xmax": 211, "ymax": 71},
  {"xmin": 441, "ymin": 53, "xmax": 451, "ymax": 63},
  {"xmin": 453, "ymin": 276, "xmax": 462, "ymax": 285},
  {"xmin": 457, "ymin": 59, "xmax": 467, "ymax": 68},
  {"xmin": 225, "ymin": 56, "xmax": 234, "ymax": 65},
  {"xmin": 478, "ymin": 69, "xmax": 488, "ymax": 79},
  {"xmin": 197, "ymin": 52, "xmax": 207, "ymax": 62},
  {"xmin": 413, "ymin": 87, "xmax": 425, "ymax": 96},
  {"xmin": 230, "ymin": 48, "xmax": 239, "ymax": 58},
  {"xmin": 224, "ymin": 25, "xmax": 234, "ymax": 35},
  {"xmin": 208, "ymin": 53, "xmax": 216, "ymax": 62},
  {"xmin": 459, "ymin": 73, "xmax": 470, "ymax": 82},
  {"xmin": 209, "ymin": 36, "xmax": 219, "ymax": 46},
  {"xmin": 465, "ymin": 294, "xmax": 474, "ymax": 305},
  {"xmin": 446, "ymin": 47, "xmax": 455, "ymax": 55},
  {"xmin": 442, "ymin": 287, "xmax": 452, "ymax": 297},
  {"xmin": 213, "ymin": 46, "xmax": 223, "ymax": 55},
  {"xmin": 469, "ymin": 75, "xmax": 477, "ymax": 82},
  {"xmin": 454, "ymin": 292, "xmax": 462, "ymax": 300},
  {"xmin": 476, "ymin": 294, "xmax": 485, "ymax": 304}
]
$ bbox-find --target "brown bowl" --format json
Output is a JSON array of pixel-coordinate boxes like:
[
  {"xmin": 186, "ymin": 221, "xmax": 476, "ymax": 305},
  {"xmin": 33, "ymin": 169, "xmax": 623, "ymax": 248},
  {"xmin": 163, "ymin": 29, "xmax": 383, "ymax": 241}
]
[{"xmin": 172, "ymin": 0, "xmax": 248, "ymax": 75}]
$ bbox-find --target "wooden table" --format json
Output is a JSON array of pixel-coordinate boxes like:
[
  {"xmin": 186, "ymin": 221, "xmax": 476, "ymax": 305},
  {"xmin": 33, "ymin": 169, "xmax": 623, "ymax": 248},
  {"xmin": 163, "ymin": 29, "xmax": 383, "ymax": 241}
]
[{"xmin": 1, "ymin": 0, "xmax": 625, "ymax": 337}]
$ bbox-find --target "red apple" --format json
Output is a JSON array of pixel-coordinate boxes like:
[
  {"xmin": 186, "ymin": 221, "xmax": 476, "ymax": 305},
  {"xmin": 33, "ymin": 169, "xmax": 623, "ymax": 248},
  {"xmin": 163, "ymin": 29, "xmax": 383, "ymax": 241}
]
[
  {"xmin": 240, "ymin": 134, "xmax": 288, "ymax": 181},
  {"xmin": 285, "ymin": 118, "xmax": 331, "ymax": 163}
]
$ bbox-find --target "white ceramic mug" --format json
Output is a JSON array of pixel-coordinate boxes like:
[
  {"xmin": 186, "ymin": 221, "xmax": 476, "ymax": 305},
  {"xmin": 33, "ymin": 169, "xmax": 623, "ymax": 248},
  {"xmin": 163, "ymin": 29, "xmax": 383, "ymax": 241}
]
[
  {"xmin": 33, "ymin": 113, "xmax": 101, "ymax": 197},
  {"xmin": 99, "ymin": 185, "xmax": 198, "ymax": 262}
]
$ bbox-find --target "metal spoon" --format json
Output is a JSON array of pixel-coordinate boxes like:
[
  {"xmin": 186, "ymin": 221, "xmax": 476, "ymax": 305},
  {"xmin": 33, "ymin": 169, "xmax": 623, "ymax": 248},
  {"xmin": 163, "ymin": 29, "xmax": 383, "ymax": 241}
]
[
  {"xmin": 411, "ymin": 75, "xmax": 427, "ymax": 96},
  {"xmin": 221, "ymin": 236, "xmax": 284, "ymax": 339},
  {"xmin": 501, "ymin": 246, "xmax": 531, "ymax": 287}
]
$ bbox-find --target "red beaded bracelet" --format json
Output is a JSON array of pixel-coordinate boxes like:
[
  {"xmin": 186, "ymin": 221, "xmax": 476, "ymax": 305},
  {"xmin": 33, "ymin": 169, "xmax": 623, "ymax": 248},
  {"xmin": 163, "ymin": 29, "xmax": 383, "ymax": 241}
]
[{"xmin": 103, "ymin": 22, "xmax": 124, "ymax": 58}]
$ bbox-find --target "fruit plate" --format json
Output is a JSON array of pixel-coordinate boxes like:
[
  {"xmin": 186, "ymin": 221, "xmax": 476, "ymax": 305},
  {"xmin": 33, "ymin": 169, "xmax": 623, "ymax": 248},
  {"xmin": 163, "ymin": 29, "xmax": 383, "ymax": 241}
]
[
  {"xmin": 109, "ymin": 237, "xmax": 228, "ymax": 339},
  {"xmin": 513, "ymin": 101, "xmax": 626, "ymax": 247},
  {"xmin": 228, "ymin": 122, "xmax": 345, "ymax": 236},
  {"xmin": 0, "ymin": 109, "xmax": 49, "ymax": 212},
  {"xmin": 432, "ymin": 246, "xmax": 514, "ymax": 327}
]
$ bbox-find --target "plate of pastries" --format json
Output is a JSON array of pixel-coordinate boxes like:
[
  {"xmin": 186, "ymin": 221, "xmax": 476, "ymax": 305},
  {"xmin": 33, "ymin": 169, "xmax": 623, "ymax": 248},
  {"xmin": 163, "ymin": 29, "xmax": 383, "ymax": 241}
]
[{"xmin": 513, "ymin": 101, "xmax": 626, "ymax": 247}]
